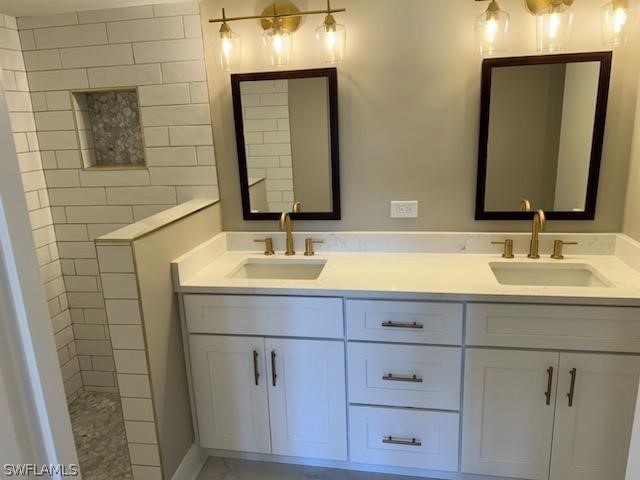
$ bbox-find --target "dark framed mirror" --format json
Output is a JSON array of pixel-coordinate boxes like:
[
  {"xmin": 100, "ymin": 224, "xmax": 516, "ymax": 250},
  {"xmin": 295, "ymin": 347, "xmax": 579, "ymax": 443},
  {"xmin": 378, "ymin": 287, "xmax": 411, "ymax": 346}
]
[
  {"xmin": 475, "ymin": 52, "xmax": 612, "ymax": 221},
  {"xmin": 231, "ymin": 68, "xmax": 340, "ymax": 220}
]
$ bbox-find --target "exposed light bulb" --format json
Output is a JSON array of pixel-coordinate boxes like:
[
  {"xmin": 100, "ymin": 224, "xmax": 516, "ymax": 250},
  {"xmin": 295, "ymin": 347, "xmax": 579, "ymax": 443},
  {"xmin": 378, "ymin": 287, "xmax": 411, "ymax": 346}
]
[
  {"xmin": 602, "ymin": 0, "xmax": 633, "ymax": 45},
  {"xmin": 474, "ymin": 0, "xmax": 509, "ymax": 56},
  {"xmin": 221, "ymin": 38, "xmax": 232, "ymax": 56},
  {"xmin": 614, "ymin": 6, "xmax": 629, "ymax": 32},
  {"xmin": 548, "ymin": 13, "xmax": 561, "ymax": 38},
  {"xmin": 485, "ymin": 18, "xmax": 498, "ymax": 43},
  {"xmin": 273, "ymin": 32, "xmax": 284, "ymax": 53},
  {"xmin": 326, "ymin": 30, "xmax": 337, "ymax": 49}
]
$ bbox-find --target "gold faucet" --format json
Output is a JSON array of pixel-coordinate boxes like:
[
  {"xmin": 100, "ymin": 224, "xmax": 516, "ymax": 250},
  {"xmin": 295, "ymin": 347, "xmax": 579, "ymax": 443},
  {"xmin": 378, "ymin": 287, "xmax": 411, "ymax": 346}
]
[
  {"xmin": 520, "ymin": 198, "xmax": 532, "ymax": 212},
  {"xmin": 279, "ymin": 202, "xmax": 301, "ymax": 256},
  {"xmin": 279, "ymin": 212, "xmax": 295, "ymax": 255},
  {"xmin": 528, "ymin": 209, "xmax": 546, "ymax": 259}
]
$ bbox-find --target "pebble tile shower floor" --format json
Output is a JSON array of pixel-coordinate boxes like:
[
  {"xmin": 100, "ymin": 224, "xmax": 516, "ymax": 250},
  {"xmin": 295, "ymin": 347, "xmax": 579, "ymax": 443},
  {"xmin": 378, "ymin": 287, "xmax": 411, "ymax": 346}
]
[{"xmin": 69, "ymin": 391, "xmax": 132, "ymax": 480}]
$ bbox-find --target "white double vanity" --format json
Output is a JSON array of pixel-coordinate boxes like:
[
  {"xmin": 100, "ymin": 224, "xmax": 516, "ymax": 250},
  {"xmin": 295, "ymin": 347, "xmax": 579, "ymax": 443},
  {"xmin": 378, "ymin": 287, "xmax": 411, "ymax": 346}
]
[{"xmin": 171, "ymin": 231, "xmax": 640, "ymax": 480}]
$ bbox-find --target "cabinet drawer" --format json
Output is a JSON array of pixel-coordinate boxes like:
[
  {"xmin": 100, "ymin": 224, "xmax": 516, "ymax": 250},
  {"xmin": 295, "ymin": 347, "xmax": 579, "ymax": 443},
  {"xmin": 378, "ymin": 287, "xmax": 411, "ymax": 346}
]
[
  {"xmin": 184, "ymin": 295, "xmax": 343, "ymax": 338},
  {"xmin": 467, "ymin": 303, "xmax": 640, "ymax": 352},
  {"xmin": 346, "ymin": 300, "xmax": 463, "ymax": 345},
  {"xmin": 348, "ymin": 343, "xmax": 461, "ymax": 410},
  {"xmin": 349, "ymin": 405, "xmax": 459, "ymax": 472}
]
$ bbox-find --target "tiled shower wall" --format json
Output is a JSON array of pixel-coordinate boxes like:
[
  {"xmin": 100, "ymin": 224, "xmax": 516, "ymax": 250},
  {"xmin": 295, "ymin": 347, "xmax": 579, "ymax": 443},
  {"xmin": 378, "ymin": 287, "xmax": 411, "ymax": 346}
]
[
  {"xmin": 241, "ymin": 79, "xmax": 294, "ymax": 212},
  {"xmin": 0, "ymin": 14, "xmax": 82, "ymax": 401},
  {"xmin": 13, "ymin": 1, "xmax": 219, "ymax": 393}
]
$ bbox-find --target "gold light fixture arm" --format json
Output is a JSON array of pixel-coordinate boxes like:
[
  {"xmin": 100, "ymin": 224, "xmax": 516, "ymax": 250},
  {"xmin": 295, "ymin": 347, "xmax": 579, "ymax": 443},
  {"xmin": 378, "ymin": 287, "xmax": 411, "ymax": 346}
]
[
  {"xmin": 612, "ymin": 0, "xmax": 629, "ymax": 8},
  {"xmin": 209, "ymin": 0, "xmax": 346, "ymax": 27},
  {"xmin": 219, "ymin": 8, "xmax": 231, "ymax": 36},
  {"xmin": 475, "ymin": 0, "xmax": 574, "ymax": 16},
  {"xmin": 524, "ymin": 0, "xmax": 575, "ymax": 15}
]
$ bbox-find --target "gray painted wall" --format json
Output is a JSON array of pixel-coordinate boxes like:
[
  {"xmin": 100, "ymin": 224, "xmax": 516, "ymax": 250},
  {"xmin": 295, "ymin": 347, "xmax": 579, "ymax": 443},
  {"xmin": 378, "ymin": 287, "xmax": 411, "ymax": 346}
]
[
  {"xmin": 624, "ymin": 68, "xmax": 640, "ymax": 242},
  {"xmin": 202, "ymin": 0, "xmax": 639, "ymax": 233}
]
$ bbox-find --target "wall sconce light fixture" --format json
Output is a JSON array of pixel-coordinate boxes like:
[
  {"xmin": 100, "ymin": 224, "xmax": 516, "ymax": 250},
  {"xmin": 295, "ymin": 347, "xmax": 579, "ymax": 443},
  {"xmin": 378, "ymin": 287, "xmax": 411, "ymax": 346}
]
[
  {"xmin": 259, "ymin": 4, "xmax": 299, "ymax": 66},
  {"xmin": 210, "ymin": 1, "xmax": 347, "ymax": 68},
  {"xmin": 535, "ymin": 0, "xmax": 574, "ymax": 52},
  {"xmin": 602, "ymin": 0, "xmax": 633, "ymax": 45},
  {"xmin": 315, "ymin": 0, "xmax": 347, "ymax": 63},
  {"xmin": 475, "ymin": 0, "xmax": 510, "ymax": 55},
  {"xmin": 218, "ymin": 8, "xmax": 240, "ymax": 70},
  {"xmin": 474, "ymin": 0, "xmax": 640, "ymax": 54}
]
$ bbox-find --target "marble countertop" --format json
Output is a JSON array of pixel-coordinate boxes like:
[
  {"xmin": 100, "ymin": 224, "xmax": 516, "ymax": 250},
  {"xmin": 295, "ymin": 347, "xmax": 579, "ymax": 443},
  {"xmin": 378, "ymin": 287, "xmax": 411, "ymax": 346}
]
[{"xmin": 173, "ymin": 233, "xmax": 640, "ymax": 306}]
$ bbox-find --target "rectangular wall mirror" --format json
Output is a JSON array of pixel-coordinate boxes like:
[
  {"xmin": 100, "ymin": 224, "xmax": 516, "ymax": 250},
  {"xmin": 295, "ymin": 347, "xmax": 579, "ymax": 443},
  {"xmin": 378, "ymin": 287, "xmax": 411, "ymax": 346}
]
[
  {"xmin": 475, "ymin": 52, "xmax": 612, "ymax": 221},
  {"xmin": 231, "ymin": 68, "xmax": 340, "ymax": 220}
]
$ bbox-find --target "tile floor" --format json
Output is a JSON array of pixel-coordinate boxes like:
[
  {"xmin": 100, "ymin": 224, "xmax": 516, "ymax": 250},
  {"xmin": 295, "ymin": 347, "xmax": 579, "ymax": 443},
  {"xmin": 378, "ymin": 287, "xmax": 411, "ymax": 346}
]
[
  {"xmin": 69, "ymin": 390, "xmax": 133, "ymax": 480},
  {"xmin": 197, "ymin": 457, "xmax": 431, "ymax": 480}
]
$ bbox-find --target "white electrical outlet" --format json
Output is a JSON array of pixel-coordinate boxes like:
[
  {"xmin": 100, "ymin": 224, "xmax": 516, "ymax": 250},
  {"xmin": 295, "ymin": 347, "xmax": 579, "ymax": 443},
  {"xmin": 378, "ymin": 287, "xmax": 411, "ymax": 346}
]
[{"xmin": 390, "ymin": 201, "xmax": 418, "ymax": 218}]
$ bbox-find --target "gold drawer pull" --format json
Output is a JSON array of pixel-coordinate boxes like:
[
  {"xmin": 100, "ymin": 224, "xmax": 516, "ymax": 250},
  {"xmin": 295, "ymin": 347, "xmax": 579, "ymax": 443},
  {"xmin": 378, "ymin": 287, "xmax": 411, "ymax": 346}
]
[
  {"xmin": 382, "ymin": 373, "xmax": 423, "ymax": 383},
  {"xmin": 381, "ymin": 321, "xmax": 424, "ymax": 329},
  {"xmin": 383, "ymin": 436, "xmax": 422, "ymax": 447}
]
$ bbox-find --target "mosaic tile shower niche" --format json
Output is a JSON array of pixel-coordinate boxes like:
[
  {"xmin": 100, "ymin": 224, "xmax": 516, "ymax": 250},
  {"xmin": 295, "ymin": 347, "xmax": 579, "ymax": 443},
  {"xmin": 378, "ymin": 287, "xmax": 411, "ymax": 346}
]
[{"xmin": 73, "ymin": 89, "xmax": 146, "ymax": 168}]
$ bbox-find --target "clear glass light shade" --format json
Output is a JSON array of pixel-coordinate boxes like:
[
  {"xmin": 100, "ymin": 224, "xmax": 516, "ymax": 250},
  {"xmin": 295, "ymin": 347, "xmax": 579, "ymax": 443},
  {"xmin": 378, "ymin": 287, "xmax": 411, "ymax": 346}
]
[
  {"xmin": 474, "ymin": 9, "xmax": 510, "ymax": 55},
  {"xmin": 602, "ymin": 1, "xmax": 633, "ymax": 46},
  {"xmin": 262, "ymin": 28, "xmax": 293, "ymax": 66},
  {"xmin": 536, "ymin": 5, "xmax": 574, "ymax": 52},
  {"xmin": 218, "ymin": 31, "xmax": 240, "ymax": 71},
  {"xmin": 315, "ymin": 22, "xmax": 346, "ymax": 63}
]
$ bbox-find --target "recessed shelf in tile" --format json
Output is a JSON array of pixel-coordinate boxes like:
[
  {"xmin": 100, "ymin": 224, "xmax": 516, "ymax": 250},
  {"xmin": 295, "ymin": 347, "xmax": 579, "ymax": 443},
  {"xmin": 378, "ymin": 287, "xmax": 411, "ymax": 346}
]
[{"xmin": 72, "ymin": 89, "xmax": 146, "ymax": 169}]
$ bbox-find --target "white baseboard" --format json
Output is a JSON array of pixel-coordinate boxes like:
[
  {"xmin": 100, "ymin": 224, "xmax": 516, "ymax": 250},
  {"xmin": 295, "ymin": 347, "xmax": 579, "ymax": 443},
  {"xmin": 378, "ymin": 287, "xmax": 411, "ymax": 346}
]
[{"xmin": 171, "ymin": 443, "xmax": 208, "ymax": 480}]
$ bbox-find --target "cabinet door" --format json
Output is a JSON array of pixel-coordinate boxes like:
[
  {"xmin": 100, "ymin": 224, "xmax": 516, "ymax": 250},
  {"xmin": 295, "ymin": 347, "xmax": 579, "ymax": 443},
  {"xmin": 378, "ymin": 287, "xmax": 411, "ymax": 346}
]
[
  {"xmin": 188, "ymin": 335, "xmax": 271, "ymax": 453},
  {"xmin": 265, "ymin": 338, "xmax": 347, "ymax": 460},
  {"xmin": 550, "ymin": 353, "xmax": 640, "ymax": 480},
  {"xmin": 462, "ymin": 349, "xmax": 559, "ymax": 480}
]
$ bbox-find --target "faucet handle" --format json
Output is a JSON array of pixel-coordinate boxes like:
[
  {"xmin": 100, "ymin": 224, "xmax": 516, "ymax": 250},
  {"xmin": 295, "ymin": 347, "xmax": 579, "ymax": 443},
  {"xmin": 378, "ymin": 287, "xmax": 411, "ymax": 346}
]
[
  {"xmin": 304, "ymin": 238, "xmax": 324, "ymax": 256},
  {"xmin": 551, "ymin": 240, "xmax": 577, "ymax": 260},
  {"xmin": 254, "ymin": 238, "xmax": 275, "ymax": 256},
  {"xmin": 492, "ymin": 239, "xmax": 514, "ymax": 259}
]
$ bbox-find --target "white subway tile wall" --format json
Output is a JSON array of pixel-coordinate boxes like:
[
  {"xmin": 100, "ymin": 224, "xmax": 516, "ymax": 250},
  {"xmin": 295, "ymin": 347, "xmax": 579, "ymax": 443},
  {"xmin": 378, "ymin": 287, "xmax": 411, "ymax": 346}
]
[
  {"xmin": 96, "ymin": 242, "xmax": 163, "ymax": 479},
  {"xmin": 14, "ymin": 1, "xmax": 218, "ymax": 404},
  {"xmin": 0, "ymin": 14, "xmax": 82, "ymax": 402},
  {"xmin": 240, "ymin": 80, "xmax": 294, "ymax": 212}
]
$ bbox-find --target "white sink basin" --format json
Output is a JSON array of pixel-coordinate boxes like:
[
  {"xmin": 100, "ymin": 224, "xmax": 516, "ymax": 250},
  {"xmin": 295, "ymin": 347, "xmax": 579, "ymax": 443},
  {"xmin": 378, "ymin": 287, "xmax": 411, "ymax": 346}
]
[
  {"xmin": 228, "ymin": 258, "xmax": 326, "ymax": 280},
  {"xmin": 490, "ymin": 262, "xmax": 612, "ymax": 287}
]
